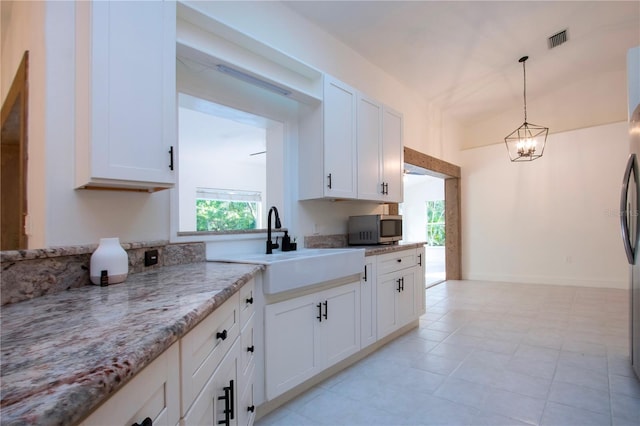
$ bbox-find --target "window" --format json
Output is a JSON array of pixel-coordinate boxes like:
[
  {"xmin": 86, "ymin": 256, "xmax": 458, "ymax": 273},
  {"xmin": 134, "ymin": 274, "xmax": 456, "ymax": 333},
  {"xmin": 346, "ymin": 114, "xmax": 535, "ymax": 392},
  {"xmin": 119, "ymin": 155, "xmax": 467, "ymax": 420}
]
[
  {"xmin": 426, "ymin": 200, "xmax": 445, "ymax": 246},
  {"xmin": 175, "ymin": 53, "xmax": 292, "ymax": 237},
  {"xmin": 196, "ymin": 188, "xmax": 262, "ymax": 231},
  {"xmin": 177, "ymin": 93, "xmax": 270, "ymax": 233}
]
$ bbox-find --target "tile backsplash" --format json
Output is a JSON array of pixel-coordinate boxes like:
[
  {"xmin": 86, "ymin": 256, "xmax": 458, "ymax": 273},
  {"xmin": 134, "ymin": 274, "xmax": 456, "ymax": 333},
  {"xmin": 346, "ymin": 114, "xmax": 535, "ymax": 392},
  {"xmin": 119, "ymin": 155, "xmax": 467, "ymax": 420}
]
[{"xmin": 0, "ymin": 241, "xmax": 205, "ymax": 306}]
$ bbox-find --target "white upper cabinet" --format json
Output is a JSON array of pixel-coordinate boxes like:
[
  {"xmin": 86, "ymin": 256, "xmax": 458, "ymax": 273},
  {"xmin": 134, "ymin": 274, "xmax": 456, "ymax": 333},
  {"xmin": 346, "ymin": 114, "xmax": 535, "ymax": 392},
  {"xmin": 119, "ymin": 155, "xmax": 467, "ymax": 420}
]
[
  {"xmin": 382, "ymin": 107, "xmax": 404, "ymax": 203},
  {"xmin": 299, "ymin": 74, "xmax": 403, "ymax": 202},
  {"xmin": 357, "ymin": 97, "xmax": 404, "ymax": 203},
  {"xmin": 75, "ymin": 0, "xmax": 176, "ymax": 191},
  {"xmin": 356, "ymin": 94, "xmax": 383, "ymax": 201},
  {"xmin": 299, "ymin": 75, "xmax": 358, "ymax": 200},
  {"xmin": 323, "ymin": 76, "xmax": 359, "ymax": 199}
]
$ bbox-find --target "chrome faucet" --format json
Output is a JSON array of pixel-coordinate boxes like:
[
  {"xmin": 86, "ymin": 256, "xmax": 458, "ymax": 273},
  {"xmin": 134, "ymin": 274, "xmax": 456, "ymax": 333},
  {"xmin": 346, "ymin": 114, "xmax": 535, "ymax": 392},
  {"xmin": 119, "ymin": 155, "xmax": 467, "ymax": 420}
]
[{"xmin": 266, "ymin": 206, "xmax": 282, "ymax": 254}]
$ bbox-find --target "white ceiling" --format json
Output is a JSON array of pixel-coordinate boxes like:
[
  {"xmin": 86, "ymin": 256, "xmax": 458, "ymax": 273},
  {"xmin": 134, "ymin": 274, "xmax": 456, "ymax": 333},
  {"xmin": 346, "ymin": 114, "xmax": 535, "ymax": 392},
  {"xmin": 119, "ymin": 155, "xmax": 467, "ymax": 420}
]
[
  {"xmin": 178, "ymin": 94, "xmax": 267, "ymax": 166},
  {"xmin": 283, "ymin": 1, "xmax": 640, "ymax": 141}
]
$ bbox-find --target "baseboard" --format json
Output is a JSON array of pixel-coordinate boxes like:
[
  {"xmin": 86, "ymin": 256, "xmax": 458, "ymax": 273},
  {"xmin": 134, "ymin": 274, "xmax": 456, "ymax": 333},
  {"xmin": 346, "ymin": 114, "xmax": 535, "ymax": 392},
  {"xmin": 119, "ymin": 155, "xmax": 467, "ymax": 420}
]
[{"xmin": 463, "ymin": 273, "xmax": 628, "ymax": 290}]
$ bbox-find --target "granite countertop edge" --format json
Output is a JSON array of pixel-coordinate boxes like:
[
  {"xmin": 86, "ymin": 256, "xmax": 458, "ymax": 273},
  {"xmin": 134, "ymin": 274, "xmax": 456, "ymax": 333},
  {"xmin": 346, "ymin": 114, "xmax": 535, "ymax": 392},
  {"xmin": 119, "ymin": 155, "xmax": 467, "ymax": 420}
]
[
  {"xmin": 361, "ymin": 242, "xmax": 427, "ymax": 256},
  {"xmin": 0, "ymin": 261, "xmax": 264, "ymax": 426}
]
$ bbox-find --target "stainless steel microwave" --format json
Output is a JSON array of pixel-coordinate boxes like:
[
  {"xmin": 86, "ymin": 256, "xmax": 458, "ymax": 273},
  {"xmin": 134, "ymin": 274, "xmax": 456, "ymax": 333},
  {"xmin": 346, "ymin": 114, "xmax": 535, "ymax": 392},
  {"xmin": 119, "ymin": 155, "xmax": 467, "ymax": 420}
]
[{"xmin": 348, "ymin": 215, "xmax": 403, "ymax": 245}]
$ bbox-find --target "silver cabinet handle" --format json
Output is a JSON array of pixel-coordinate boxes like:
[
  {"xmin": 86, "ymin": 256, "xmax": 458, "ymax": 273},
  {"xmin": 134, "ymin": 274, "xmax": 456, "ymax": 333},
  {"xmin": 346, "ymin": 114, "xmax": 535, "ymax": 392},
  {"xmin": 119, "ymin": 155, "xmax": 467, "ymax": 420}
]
[{"xmin": 621, "ymin": 153, "xmax": 638, "ymax": 264}]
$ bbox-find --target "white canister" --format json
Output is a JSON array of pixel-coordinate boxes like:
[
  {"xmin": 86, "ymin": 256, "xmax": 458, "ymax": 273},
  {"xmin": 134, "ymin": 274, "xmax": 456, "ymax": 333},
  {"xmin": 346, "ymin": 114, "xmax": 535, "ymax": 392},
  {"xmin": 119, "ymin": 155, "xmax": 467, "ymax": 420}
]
[{"xmin": 90, "ymin": 237, "xmax": 129, "ymax": 285}]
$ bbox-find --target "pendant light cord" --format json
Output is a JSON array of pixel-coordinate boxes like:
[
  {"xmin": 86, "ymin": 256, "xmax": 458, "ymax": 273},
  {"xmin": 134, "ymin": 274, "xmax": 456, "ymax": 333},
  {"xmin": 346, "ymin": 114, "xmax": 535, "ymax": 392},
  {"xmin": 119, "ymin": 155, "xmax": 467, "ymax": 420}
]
[{"xmin": 522, "ymin": 58, "xmax": 527, "ymax": 123}]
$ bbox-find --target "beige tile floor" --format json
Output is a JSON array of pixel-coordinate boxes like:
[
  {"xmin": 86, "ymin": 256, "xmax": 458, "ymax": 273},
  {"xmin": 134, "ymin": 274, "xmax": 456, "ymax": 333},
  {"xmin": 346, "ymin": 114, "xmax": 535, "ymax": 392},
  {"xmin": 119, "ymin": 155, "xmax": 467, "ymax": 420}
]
[{"xmin": 255, "ymin": 280, "xmax": 640, "ymax": 425}]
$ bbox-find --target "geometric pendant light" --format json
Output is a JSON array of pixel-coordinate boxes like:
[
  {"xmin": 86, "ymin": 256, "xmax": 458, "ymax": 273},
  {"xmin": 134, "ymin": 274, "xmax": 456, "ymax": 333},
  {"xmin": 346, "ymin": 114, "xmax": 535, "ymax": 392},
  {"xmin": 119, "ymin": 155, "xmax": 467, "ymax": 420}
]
[{"xmin": 504, "ymin": 56, "xmax": 549, "ymax": 162}]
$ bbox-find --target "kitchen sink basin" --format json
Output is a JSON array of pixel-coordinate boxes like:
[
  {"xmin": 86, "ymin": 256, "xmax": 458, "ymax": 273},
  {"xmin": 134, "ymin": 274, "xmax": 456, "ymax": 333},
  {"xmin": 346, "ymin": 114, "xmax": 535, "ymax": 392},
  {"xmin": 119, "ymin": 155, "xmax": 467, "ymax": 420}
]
[{"xmin": 211, "ymin": 248, "xmax": 365, "ymax": 294}]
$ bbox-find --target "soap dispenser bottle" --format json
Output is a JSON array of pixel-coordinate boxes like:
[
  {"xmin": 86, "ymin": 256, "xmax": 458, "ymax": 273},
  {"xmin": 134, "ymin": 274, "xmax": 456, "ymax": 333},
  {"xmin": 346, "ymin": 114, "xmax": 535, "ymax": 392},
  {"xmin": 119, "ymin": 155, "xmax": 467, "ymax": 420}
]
[{"xmin": 282, "ymin": 231, "xmax": 291, "ymax": 252}]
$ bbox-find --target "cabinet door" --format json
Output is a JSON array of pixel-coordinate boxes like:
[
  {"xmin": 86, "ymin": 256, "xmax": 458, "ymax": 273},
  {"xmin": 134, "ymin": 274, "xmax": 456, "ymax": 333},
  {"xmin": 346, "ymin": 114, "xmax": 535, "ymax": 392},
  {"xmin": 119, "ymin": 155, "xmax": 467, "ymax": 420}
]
[
  {"xmin": 357, "ymin": 95, "xmax": 383, "ymax": 201},
  {"xmin": 323, "ymin": 76, "xmax": 357, "ymax": 198},
  {"xmin": 237, "ymin": 372, "xmax": 256, "ymax": 426},
  {"xmin": 321, "ymin": 281, "xmax": 361, "ymax": 368},
  {"xmin": 183, "ymin": 340, "xmax": 240, "ymax": 426},
  {"xmin": 415, "ymin": 247, "xmax": 426, "ymax": 317},
  {"xmin": 360, "ymin": 261, "xmax": 377, "ymax": 348},
  {"xmin": 397, "ymin": 272, "xmax": 416, "ymax": 328},
  {"xmin": 377, "ymin": 272, "xmax": 400, "ymax": 339},
  {"xmin": 264, "ymin": 293, "xmax": 321, "ymax": 400},
  {"xmin": 76, "ymin": 0, "xmax": 176, "ymax": 189},
  {"xmin": 382, "ymin": 107, "xmax": 403, "ymax": 202}
]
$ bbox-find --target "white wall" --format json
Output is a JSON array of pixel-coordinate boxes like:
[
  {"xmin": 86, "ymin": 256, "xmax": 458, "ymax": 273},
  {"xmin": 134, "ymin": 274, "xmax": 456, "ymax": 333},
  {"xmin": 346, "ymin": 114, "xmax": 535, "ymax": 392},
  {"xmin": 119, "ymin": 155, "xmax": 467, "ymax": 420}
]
[
  {"xmin": 181, "ymin": 1, "xmax": 440, "ymax": 160},
  {"xmin": 0, "ymin": 1, "xmax": 456, "ymax": 249},
  {"xmin": 461, "ymin": 121, "xmax": 629, "ymax": 289},
  {"xmin": 1, "ymin": 1, "xmax": 173, "ymax": 247},
  {"xmin": 176, "ymin": 1, "xmax": 433, "ymax": 243}
]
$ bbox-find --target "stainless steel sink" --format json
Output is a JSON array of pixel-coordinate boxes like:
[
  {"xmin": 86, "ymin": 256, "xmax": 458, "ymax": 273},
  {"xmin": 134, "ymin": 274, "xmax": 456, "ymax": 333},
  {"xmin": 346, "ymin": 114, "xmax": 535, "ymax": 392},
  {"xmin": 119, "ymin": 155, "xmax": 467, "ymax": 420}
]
[{"xmin": 210, "ymin": 248, "xmax": 365, "ymax": 294}]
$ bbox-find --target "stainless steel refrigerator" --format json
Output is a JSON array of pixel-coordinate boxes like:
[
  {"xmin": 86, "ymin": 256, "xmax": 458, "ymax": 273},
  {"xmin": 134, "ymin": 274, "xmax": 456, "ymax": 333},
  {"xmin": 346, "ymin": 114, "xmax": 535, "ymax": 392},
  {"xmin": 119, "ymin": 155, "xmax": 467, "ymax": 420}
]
[{"xmin": 621, "ymin": 45, "xmax": 640, "ymax": 380}]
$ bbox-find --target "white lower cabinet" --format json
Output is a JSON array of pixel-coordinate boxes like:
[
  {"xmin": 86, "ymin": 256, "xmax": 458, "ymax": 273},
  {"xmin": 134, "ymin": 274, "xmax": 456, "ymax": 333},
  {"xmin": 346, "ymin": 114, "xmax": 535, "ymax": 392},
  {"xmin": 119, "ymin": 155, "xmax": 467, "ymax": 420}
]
[
  {"xmin": 377, "ymin": 270, "xmax": 416, "ymax": 338},
  {"xmin": 376, "ymin": 247, "xmax": 425, "ymax": 339},
  {"xmin": 264, "ymin": 280, "xmax": 360, "ymax": 400},
  {"xmin": 80, "ymin": 279, "xmax": 256, "ymax": 426},
  {"xmin": 360, "ymin": 260, "xmax": 377, "ymax": 349},
  {"xmin": 237, "ymin": 363, "xmax": 256, "ymax": 426},
  {"xmin": 415, "ymin": 246, "xmax": 426, "ymax": 317},
  {"xmin": 80, "ymin": 343, "xmax": 180, "ymax": 426},
  {"xmin": 238, "ymin": 300, "xmax": 256, "ymax": 426}
]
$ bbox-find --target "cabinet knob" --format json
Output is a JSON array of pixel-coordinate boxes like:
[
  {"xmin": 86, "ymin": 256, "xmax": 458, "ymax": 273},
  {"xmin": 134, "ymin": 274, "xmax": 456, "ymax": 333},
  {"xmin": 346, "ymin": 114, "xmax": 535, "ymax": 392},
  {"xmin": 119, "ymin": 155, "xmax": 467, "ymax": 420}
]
[
  {"xmin": 216, "ymin": 329, "xmax": 228, "ymax": 340},
  {"xmin": 246, "ymin": 297, "xmax": 254, "ymax": 305},
  {"xmin": 397, "ymin": 258, "xmax": 402, "ymax": 263},
  {"xmin": 248, "ymin": 405, "xmax": 255, "ymax": 413},
  {"xmin": 247, "ymin": 345, "xmax": 255, "ymax": 353}
]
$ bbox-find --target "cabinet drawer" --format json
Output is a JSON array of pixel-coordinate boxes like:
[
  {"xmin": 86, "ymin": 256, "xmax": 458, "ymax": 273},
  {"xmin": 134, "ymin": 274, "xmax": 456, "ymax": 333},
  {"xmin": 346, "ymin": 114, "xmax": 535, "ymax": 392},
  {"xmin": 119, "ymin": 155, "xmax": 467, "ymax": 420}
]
[
  {"xmin": 239, "ymin": 279, "xmax": 256, "ymax": 331},
  {"xmin": 80, "ymin": 343, "xmax": 179, "ymax": 426},
  {"xmin": 239, "ymin": 316, "xmax": 255, "ymax": 391},
  {"xmin": 180, "ymin": 292, "xmax": 240, "ymax": 415},
  {"xmin": 376, "ymin": 249, "xmax": 416, "ymax": 275}
]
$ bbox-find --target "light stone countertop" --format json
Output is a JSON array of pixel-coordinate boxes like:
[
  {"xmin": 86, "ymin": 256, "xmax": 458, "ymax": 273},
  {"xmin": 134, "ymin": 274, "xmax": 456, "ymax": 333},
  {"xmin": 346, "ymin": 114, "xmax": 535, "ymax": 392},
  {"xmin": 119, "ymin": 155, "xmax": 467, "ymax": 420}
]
[
  {"xmin": 359, "ymin": 242, "xmax": 427, "ymax": 256},
  {"xmin": 0, "ymin": 261, "xmax": 264, "ymax": 426}
]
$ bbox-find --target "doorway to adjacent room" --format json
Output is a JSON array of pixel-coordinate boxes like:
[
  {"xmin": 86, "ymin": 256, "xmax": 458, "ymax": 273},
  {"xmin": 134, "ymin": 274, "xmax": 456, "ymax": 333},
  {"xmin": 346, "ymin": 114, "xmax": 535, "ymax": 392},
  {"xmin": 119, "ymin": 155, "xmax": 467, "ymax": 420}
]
[
  {"xmin": 400, "ymin": 168, "xmax": 446, "ymax": 287},
  {"xmin": 396, "ymin": 147, "xmax": 461, "ymax": 283}
]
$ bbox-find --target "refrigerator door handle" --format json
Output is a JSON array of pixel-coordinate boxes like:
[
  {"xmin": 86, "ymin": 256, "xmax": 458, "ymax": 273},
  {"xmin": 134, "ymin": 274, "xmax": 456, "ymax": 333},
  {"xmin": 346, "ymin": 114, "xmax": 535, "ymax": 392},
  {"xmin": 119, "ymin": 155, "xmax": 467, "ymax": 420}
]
[{"xmin": 621, "ymin": 153, "xmax": 638, "ymax": 264}]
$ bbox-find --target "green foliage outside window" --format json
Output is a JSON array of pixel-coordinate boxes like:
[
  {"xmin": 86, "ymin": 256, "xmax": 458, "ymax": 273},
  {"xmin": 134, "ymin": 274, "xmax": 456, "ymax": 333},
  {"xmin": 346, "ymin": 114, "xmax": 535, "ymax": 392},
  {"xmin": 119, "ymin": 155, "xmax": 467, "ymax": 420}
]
[
  {"xmin": 196, "ymin": 200, "xmax": 258, "ymax": 231},
  {"xmin": 426, "ymin": 200, "xmax": 445, "ymax": 246}
]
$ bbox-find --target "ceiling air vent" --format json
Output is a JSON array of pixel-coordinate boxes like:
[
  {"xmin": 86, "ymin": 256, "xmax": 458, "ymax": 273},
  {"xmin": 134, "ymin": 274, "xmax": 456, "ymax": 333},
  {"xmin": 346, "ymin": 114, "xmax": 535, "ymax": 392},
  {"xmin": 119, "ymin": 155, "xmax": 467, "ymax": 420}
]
[{"xmin": 548, "ymin": 29, "xmax": 568, "ymax": 49}]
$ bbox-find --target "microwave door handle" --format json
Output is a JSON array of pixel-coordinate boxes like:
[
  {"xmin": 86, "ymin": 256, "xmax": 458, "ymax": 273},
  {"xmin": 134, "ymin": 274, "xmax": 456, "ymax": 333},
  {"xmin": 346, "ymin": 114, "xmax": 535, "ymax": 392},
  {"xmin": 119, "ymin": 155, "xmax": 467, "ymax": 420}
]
[{"xmin": 621, "ymin": 153, "xmax": 637, "ymax": 264}]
